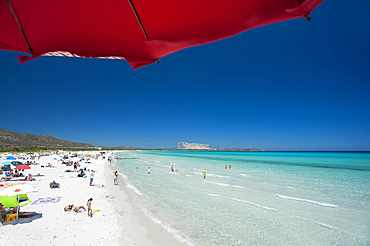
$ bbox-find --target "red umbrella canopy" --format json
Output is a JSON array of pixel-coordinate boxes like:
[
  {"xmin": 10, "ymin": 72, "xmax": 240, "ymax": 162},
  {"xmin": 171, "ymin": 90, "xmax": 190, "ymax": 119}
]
[
  {"xmin": 0, "ymin": 0, "xmax": 324, "ymax": 69},
  {"xmin": 14, "ymin": 165, "xmax": 31, "ymax": 170}
]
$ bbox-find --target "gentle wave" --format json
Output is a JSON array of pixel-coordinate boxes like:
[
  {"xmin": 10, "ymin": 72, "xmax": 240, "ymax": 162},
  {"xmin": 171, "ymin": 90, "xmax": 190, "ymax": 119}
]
[
  {"xmin": 240, "ymin": 174, "xmax": 247, "ymax": 177},
  {"xmin": 126, "ymin": 184, "xmax": 144, "ymax": 196},
  {"xmin": 142, "ymin": 208, "xmax": 195, "ymax": 246},
  {"xmin": 277, "ymin": 194, "xmax": 338, "ymax": 208},
  {"xmin": 205, "ymin": 181, "xmax": 230, "ymax": 187},
  {"xmin": 319, "ymin": 222, "xmax": 337, "ymax": 229},
  {"xmin": 232, "ymin": 185, "xmax": 245, "ymax": 189},
  {"xmin": 207, "ymin": 174, "xmax": 230, "ymax": 178},
  {"xmin": 208, "ymin": 194, "xmax": 276, "ymax": 211}
]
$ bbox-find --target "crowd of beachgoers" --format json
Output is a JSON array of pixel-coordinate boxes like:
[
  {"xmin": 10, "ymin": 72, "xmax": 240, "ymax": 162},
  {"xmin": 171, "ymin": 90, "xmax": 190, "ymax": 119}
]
[
  {"xmin": 0, "ymin": 150, "xmax": 183, "ymax": 246},
  {"xmin": 0, "ymin": 151, "xmax": 125, "ymax": 245}
]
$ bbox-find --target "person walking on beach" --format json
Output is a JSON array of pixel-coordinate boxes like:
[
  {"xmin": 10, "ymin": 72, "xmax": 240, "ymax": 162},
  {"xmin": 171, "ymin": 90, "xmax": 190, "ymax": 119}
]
[
  {"xmin": 87, "ymin": 198, "xmax": 93, "ymax": 217},
  {"xmin": 203, "ymin": 168, "xmax": 206, "ymax": 179},
  {"xmin": 148, "ymin": 167, "xmax": 151, "ymax": 174},
  {"xmin": 89, "ymin": 170, "xmax": 95, "ymax": 186},
  {"xmin": 114, "ymin": 171, "xmax": 118, "ymax": 185}
]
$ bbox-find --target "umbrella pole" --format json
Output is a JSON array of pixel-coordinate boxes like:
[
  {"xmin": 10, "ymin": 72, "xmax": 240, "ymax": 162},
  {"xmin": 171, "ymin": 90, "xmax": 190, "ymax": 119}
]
[{"xmin": 16, "ymin": 195, "xmax": 20, "ymax": 220}]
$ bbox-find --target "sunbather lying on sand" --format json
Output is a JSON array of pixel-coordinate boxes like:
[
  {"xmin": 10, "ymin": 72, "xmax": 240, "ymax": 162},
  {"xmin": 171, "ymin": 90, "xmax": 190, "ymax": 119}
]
[
  {"xmin": 24, "ymin": 174, "xmax": 35, "ymax": 181},
  {"xmin": 50, "ymin": 180, "xmax": 60, "ymax": 188},
  {"xmin": 64, "ymin": 205, "xmax": 86, "ymax": 213},
  {"xmin": 0, "ymin": 171, "xmax": 14, "ymax": 181}
]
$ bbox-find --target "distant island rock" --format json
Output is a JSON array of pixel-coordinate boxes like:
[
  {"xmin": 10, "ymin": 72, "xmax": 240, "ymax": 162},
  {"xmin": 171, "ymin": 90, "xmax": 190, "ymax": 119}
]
[{"xmin": 175, "ymin": 142, "xmax": 214, "ymax": 150}]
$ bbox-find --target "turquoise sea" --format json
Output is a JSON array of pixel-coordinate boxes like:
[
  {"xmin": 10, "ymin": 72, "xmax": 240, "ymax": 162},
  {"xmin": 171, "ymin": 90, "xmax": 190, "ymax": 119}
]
[{"xmin": 112, "ymin": 151, "xmax": 370, "ymax": 245}]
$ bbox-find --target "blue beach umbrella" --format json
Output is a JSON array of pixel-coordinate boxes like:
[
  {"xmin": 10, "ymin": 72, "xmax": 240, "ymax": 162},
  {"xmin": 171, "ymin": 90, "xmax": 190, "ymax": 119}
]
[
  {"xmin": 11, "ymin": 161, "xmax": 24, "ymax": 167},
  {"xmin": 1, "ymin": 161, "xmax": 12, "ymax": 165},
  {"xmin": 6, "ymin": 156, "xmax": 16, "ymax": 160}
]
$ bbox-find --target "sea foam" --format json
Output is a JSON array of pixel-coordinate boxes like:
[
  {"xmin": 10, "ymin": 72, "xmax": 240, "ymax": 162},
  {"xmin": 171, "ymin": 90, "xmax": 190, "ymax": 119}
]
[
  {"xmin": 208, "ymin": 194, "xmax": 276, "ymax": 211},
  {"xmin": 205, "ymin": 181, "xmax": 230, "ymax": 187},
  {"xmin": 126, "ymin": 184, "xmax": 144, "ymax": 196},
  {"xmin": 142, "ymin": 208, "xmax": 195, "ymax": 246},
  {"xmin": 277, "ymin": 194, "xmax": 338, "ymax": 208}
]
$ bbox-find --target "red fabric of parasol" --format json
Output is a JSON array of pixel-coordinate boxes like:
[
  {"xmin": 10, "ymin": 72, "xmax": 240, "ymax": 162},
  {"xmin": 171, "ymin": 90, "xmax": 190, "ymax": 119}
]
[
  {"xmin": 14, "ymin": 165, "xmax": 31, "ymax": 170},
  {"xmin": 0, "ymin": 0, "xmax": 324, "ymax": 69}
]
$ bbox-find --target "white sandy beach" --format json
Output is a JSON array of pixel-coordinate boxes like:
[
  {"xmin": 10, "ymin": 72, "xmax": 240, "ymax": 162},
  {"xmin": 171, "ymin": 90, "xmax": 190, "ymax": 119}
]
[{"xmin": 0, "ymin": 152, "xmax": 183, "ymax": 246}]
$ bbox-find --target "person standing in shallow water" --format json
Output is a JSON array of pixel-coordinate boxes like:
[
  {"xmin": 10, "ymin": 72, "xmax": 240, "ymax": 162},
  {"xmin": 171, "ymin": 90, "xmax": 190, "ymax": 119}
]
[
  {"xmin": 203, "ymin": 168, "xmax": 206, "ymax": 179},
  {"xmin": 148, "ymin": 167, "xmax": 151, "ymax": 174},
  {"xmin": 114, "ymin": 171, "xmax": 118, "ymax": 185}
]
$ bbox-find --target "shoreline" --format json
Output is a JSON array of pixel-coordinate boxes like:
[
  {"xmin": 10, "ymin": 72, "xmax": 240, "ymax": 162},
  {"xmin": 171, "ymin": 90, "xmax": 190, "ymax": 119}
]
[
  {"xmin": 0, "ymin": 151, "xmax": 184, "ymax": 245},
  {"xmin": 106, "ymin": 154, "xmax": 186, "ymax": 245}
]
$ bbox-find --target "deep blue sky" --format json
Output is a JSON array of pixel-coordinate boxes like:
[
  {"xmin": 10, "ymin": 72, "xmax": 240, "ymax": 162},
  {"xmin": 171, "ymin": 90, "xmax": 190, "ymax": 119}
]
[{"xmin": 1, "ymin": 0, "xmax": 369, "ymax": 150}]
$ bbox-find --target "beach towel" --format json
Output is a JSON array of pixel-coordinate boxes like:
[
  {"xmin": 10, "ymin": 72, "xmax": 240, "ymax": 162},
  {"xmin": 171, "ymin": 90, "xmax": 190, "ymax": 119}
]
[
  {"xmin": 60, "ymin": 176, "xmax": 76, "ymax": 178},
  {"xmin": 0, "ymin": 182, "xmax": 25, "ymax": 188},
  {"xmin": 6, "ymin": 213, "xmax": 17, "ymax": 222},
  {"xmin": 31, "ymin": 196, "xmax": 62, "ymax": 205}
]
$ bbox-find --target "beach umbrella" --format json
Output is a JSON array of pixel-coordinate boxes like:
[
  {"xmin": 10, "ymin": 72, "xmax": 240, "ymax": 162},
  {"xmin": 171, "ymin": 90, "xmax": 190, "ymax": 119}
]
[
  {"xmin": 0, "ymin": 184, "xmax": 38, "ymax": 220},
  {"xmin": 0, "ymin": 0, "xmax": 324, "ymax": 69},
  {"xmin": 1, "ymin": 161, "xmax": 12, "ymax": 165},
  {"xmin": 14, "ymin": 165, "xmax": 31, "ymax": 170},
  {"xmin": 11, "ymin": 161, "xmax": 23, "ymax": 167},
  {"xmin": 6, "ymin": 156, "xmax": 16, "ymax": 160},
  {"xmin": 0, "ymin": 184, "xmax": 38, "ymax": 197},
  {"xmin": 0, "ymin": 194, "xmax": 31, "ymax": 208}
]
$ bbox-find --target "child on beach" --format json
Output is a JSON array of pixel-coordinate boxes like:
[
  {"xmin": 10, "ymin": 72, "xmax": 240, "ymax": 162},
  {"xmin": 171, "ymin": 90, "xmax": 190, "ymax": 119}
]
[{"xmin": 87, "ymin": 198, "xmax": 93, "ymax": 217}]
